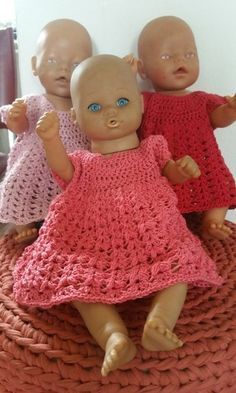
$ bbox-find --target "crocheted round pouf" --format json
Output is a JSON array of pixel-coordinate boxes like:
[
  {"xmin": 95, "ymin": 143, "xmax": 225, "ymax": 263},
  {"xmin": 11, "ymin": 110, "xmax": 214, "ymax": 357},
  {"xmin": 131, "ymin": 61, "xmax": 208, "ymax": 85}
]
[{"xmin": 0, "ymin": 216, "xmax": 235, "ymax": 393}]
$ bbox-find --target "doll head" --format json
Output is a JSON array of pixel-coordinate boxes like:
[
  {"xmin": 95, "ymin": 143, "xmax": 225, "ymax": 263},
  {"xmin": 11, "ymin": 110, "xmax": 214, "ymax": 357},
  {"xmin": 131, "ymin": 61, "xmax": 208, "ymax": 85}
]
[
  {"xmin": 70, "ymin": 54, "xmax": 143, "ymax": 152},
  {"xmin": 31, "ymin": 19, "xmax": 92, "ymax": 100},
  {"xmin": 138, "ymin": 16, "xmax": 199, "ymax": 94}
]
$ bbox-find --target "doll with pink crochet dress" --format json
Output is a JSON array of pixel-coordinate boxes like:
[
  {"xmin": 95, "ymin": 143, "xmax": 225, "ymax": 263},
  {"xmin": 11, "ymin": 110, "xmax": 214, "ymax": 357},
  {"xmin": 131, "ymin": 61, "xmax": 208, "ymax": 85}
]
[
  {"xmin": 136, "ymin": 16, "xmax": 236, "ymax": 240},
  {"xmin": 0, "ymin": 18, "xmax": 92, "ymax": 243},
  {"xmin": 13, "ymin": 54, "xmax": 223, "ymax": 376}
]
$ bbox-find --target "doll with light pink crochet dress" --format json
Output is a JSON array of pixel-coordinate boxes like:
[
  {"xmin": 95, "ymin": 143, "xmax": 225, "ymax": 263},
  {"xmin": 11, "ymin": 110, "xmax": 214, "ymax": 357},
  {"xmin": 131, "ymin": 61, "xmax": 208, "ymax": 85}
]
[
  {"xmin": 13, "ymin": 55, "xmax": 223, "ymax": 377},
  {"xmin": 0, "ymin": 18, "xmax": 92, "ymax": 243},
  {"xmin": 136, "ymin": 16, "xmax": 236, "ymax": 240}
]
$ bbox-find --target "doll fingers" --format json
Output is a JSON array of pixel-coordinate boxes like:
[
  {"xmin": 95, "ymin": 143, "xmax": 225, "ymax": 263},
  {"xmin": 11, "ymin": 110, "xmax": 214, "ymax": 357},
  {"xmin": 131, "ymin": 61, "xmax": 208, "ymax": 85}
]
[
  {"xmin": 176, "ymin": 155, "xmax": 192, "ymax": 168},
  {"xmin": 11, "ymin": 98, "xmax": 25, "ymax": 106},
  {"xmin": 9, "ymin": 105, "xmax": 25, "ymax": 116},
  {"xmin": 177, "ymin": 156, "xmax": 200, "ymax": 178},
  {"xmin": 123, "ymin": 53, "xmax": 134, "ymax": 65},
  {"xmin": 123, "ymin": 54, "xmax": 138, "ymax": 74},
  {"xmin": 191, "ymin": 167, "xmax": 201, "ymax": 178},
  {"xmin": 37, "ymin": 111, "xmax": 58, "ymax": 131}
]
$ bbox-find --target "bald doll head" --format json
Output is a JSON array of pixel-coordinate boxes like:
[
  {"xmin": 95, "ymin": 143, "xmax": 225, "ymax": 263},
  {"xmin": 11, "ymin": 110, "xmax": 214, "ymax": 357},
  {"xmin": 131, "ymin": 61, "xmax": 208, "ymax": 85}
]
[
  {"xmin": 31, "ymin": 19, "xmax": 92, "ymax": 98},
  {"xmin": 138, "ymin": 16, "xmax": 199, "ymax": 93},
  {"xmin": 70, "ymin": 54, "xmax": 143, "ymax": 140}
]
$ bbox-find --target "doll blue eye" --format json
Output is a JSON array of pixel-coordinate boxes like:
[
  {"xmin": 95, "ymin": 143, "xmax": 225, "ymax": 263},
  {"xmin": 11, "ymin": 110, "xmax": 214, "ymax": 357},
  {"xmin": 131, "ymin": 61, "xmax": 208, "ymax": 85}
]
[
  {"xmin": 116, "ymin": 98, "xmax": 129, "ymax": 107},
  {"xmin": 88, "ymin": 103, "xmax": 102, "ymax": 112}
]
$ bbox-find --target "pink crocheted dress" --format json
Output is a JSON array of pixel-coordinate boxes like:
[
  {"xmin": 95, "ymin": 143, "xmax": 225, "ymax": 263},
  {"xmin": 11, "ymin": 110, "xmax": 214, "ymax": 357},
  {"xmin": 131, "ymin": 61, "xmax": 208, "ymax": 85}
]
[
  {"xmin": 0, "ymin": 95, "xmax": 89, "ymax": 225},
  {"xmin": 140, "ymin": 91, "xmax": 236, "ymax": 213},
  {"xmin": 13, "ymin": 135, "xmax": 223, "ymax": 308}
]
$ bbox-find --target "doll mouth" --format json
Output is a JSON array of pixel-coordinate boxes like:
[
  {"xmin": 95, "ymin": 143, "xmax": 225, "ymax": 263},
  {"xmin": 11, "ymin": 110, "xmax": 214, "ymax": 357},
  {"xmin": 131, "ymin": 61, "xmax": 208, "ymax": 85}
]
[
  {"xmin": 107, "ymin": 119, "xmax": 120, "ymax": 128},
  {"xmin": 56, "ymin": 76, "xmax": 69, "ymax": 83},
  {"xmin": 174, "ymin": 67, "xmax": 188, "ymax": 75}
]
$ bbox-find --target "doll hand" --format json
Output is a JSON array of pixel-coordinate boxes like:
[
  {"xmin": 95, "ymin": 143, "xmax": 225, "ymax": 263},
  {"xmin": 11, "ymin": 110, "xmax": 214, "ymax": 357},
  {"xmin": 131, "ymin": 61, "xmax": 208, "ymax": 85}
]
[
  {"xmin": 7, "ymin": 98, "xmax": 27, "ymax": 122},
  {"xmin": 225, "ymin": 94, "xmax": 236, "ymax": 110},
  {"xmin": 123, "ymin": 53, "xmax": 138, "ymax": 75},
  {"xmin": 176, "ymin": 155, "xmax": 201, "ymax": 180},
  {"xmin": 36, "ymin": 111, "xmax": 60, "ymax": 141}
]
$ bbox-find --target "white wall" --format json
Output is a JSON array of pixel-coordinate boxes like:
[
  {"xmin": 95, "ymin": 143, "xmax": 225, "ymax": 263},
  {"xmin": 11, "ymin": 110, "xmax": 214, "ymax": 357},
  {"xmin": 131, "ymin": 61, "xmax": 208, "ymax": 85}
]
[{"xmin": 14, "ymin": 0, "xmax": 236, "ymax": 222}]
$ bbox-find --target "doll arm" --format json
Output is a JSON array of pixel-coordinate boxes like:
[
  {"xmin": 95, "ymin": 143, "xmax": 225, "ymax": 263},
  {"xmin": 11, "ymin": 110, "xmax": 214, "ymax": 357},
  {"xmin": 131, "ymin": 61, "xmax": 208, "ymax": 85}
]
[
  {"xmin": 36, "ymin": 111, "xmax": 74, "ymax": 182},
  {"xmin": 5, "ymin": 98, "xmax": 29, "ymax": 133},
  {"xmin": 162, "ymin": 156, "xmax": 201, "ymax": 184},
  {"xmin": 210, "ymin": 94, "xmax": 236, "ymax": 128}
]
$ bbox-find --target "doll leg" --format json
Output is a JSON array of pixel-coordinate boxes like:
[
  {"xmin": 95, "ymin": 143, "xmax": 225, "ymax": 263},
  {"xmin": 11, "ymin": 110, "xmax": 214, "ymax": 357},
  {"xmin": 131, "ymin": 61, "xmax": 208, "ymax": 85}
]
[
  {"xmin": 73, "ymin": 301, "xmax": 136, "ymax": 376},
  {"xmin": 201, "ymin": 206, "xmax": 232, "ymax": 240},
  {"xmin": 142, "ymin": 283, "xmax": 187, "ymax": 351},
  {"xmin": 14, "ymin": 223, "xmax": 38, "ymax": 243}
]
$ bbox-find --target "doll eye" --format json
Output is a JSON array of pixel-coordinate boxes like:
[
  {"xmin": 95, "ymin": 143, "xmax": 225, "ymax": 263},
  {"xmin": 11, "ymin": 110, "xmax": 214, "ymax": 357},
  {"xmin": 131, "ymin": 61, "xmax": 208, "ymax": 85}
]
[
  {"xmin": 72, "ymin": 62, "xmax": 80, "ymax": 69},
  {"xmin": 160, "ymin": 54, "xmax": 171, "ymax": 60},
  {"xmin": 47, "ymin": 58, "xmax": 57, "ymax": 64},
  {"xmin": 88, "ymin": 103, "xmax": 102, "ymax": 112},
  {"xmin": 185, "ymin": 52, "xmax": 195, "ymax": 59},
  {"xmin": 116, "ymin": 97, "xmax": 129, "ymax": 107}
]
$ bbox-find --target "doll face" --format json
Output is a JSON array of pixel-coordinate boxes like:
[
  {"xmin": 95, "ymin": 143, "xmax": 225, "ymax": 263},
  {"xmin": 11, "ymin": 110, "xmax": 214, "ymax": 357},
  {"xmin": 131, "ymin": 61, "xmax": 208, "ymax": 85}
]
[
  {"xmin": 32, "ymin": 21, "xmax": 92, "ymax": 98},
  {"xmin": 71, "ymin": 56, "xmax": 143, "ymax": 142},
  {"xmin": 138, "ymin": 18, "xmax": 199, "ymax": 93}
]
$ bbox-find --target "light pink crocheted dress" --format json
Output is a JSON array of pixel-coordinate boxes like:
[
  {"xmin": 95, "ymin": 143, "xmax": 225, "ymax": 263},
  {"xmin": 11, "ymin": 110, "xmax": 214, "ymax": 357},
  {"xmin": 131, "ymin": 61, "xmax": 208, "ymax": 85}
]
[
  {"xmin": 0, "ymin": 94, "xmax": 89, "ymax": 225},
  {"xmin": 13, "ymin": 135, "xmax": 223, "ymax": 308}
]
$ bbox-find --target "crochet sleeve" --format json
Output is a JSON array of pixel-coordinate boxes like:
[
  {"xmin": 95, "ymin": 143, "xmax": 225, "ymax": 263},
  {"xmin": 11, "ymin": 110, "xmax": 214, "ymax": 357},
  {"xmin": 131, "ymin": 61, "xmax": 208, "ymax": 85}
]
[
  {"xmin": 0, "ymin": 104, "xmax": 11, "ymax": 126},
  {"xmin": 151, "ymin": 135, "xmax": 172, "ymax": 170},
  {"xmin": 205, "ymin": 93, "xmax": 226, "ymax": 115},
  {"xmin": 24, "ymin": 95, "xmax": 42, "ymax": 133},
  {"xmin": 52, "ymin": 152, "xmax": 82, "ymax": 190}
]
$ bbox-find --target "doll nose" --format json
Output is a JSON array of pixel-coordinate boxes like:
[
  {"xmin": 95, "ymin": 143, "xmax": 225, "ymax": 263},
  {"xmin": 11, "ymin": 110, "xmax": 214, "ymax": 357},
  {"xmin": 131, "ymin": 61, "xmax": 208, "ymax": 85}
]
[
  {"xmin": 58, "ymin": 61, "xmax": 69, "ymax": 71},
  {"xmin": 104, "ymin": 107, "xmax": 119, "ymax": 128}
]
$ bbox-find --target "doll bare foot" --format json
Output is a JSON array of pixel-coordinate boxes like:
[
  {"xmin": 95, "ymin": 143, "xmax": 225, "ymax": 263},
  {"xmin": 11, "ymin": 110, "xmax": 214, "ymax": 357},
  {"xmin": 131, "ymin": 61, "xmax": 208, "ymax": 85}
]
[
  {"xmin": 14, "ymin": 227, "xmax": 38, "ymax": 244},
  {"xmin": 142, "ymin": 317, "xmax": 183, "ymax": 352},
  {"xmin": 202, "ymin": 220, "xmax": 232, "ymax": 240},
  {"xmin": 101, "ymin": 332, "xmax": 136, "ymax": 377}
]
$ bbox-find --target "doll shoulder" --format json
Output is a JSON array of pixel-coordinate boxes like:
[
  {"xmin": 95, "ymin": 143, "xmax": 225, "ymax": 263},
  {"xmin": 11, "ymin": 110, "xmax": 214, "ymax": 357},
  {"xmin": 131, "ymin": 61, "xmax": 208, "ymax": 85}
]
[{"xmin": 141, "ymin": 135, "xmax": 171, "ymax": 168}]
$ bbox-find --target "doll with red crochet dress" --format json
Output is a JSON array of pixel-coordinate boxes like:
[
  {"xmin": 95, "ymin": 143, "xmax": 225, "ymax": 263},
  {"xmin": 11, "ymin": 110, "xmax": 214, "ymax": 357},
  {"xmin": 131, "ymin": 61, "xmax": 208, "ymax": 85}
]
[
  {"xmin": 137, "ymin": 16, "xmax": 236, "ymax": 240},
  {"xmin": 13, "ymin": 55, "xmax": 223, "ymax": 376},
  {"xmin": 0, "ymin": 19, "xmax": 92, "ymax": 243}
]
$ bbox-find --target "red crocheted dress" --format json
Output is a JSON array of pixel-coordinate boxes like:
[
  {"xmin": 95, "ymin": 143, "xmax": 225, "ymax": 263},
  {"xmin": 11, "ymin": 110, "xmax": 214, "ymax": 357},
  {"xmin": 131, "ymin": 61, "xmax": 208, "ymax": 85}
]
[
  {"xmin": 139, "ymin": 91, "xmax": 236, "ymax": 213},
  {"xmin": 13, "ymin": 136, "xmax": 223, "ymax": 308}
]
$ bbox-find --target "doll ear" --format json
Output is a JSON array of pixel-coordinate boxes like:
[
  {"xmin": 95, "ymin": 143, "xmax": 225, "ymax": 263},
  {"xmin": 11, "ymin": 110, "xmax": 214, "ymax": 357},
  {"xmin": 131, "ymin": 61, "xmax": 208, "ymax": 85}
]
[
  {"xmin": 31, "ymin": 56, "xmax": 38, "ymax": 76},
  {"xmin": 137, "ymin": 59, "xmax": 147, "ymax": 80}
]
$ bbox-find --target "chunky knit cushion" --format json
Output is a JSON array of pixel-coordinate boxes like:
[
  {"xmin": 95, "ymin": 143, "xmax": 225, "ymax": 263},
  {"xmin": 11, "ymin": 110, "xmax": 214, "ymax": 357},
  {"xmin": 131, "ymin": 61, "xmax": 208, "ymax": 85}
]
[{"xmin": 0, "ymin": 215, "xmax": 235, "ymax": 393}]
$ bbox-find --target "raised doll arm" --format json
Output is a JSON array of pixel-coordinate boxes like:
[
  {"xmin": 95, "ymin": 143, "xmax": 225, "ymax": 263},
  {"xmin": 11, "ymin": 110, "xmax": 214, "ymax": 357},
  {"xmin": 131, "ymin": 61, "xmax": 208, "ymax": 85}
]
[
  {"xmin": 210, "ymin": 94, "xmax": 236, "ymax": 128},
  {"xmin": 36, "ymin": 111, "xmax": 74, "ymax": 182},
  {"xmin": 5, "ymin": 98, "xmax": 29, "ymax": 133},
  {"xmin": 162, "ymin": 155, "xmax": 200, "ymax": 184}
]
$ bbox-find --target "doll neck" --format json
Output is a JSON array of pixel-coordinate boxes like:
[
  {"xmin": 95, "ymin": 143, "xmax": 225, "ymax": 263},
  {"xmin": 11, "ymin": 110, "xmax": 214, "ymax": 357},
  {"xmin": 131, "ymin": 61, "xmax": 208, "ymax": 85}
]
[
  {"xmin": 155, "ymin": 88, "xmax": 191, "ymax": 96},
  {"xmin": 45, "ymin": 93, "xmax": 72, "ymax": 111},
  {"xmin": 91, "ymin": 132, "xmax": 139, "ymax": 155}
]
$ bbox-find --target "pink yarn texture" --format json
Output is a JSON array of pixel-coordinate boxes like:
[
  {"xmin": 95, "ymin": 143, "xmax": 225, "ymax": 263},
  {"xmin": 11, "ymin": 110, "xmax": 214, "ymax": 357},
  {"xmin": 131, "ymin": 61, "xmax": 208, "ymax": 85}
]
[
  {"xmin": 0, "ymin": 94, "xmax": 89, "ymax": 225},
  {"xmin": 139, "ymin": 91, "xmax": 236, "ymax": 213},
  {"xmin": 0, "ymin": 216, "xmax": 235, "ymax": 392},
  {"xmin": 13, "ymin": 136, "xmax": 222, "ymax": 308}
]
